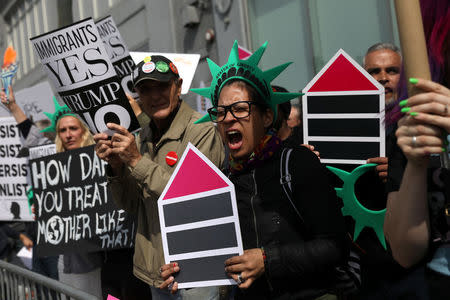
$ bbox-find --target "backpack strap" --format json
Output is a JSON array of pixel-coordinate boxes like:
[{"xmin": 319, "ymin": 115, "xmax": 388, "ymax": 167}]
[
  {"xmin": 280, "ymin": 148, "xmax": 361, "ymax": 295},
  {"xmin": 280, "ymin": 147, "xmax": 306, "ymax": 226}
]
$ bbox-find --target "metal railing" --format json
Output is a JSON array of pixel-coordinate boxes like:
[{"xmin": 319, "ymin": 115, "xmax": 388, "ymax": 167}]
[{"xmin": 0, "ymin": 260, "xmax": 100, "ymax": 300}]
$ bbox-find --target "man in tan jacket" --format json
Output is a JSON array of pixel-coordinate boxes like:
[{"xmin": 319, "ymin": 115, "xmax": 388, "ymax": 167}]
[{"xmin": 94, "ymin": 55, "xmax": 225, "ymax": 299}]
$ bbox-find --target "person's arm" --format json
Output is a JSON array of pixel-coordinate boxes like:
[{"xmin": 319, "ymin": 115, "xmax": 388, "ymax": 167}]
[
  {"xmin": 19, "ymin": 233, "xmax": 33, "ymax": 250},
  {"xmin": 1, "ymin": 86, "xmax": 27, "ymax": 124},
  {"xmin": 384, "ymin": 78, "xmax": 450, "ymax": 267},
  {"xmin": 385, "ymin": 163, "xmax": 429, "ymax": 268}
]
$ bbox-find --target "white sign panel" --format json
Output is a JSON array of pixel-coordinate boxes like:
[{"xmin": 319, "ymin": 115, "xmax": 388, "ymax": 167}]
[
  {"xmin": 302, "ymin": 49, "xmax": 385, "ymax": 165},
  {"xmin": 130, "ymin": 52, "xmax": 200, "ymax": 95},
  {"xmin": 158, "ymin": 143, "xmax": 243, "ymax": 288},
  {"xmin": 0, "ymin": 117, "xmax": 32, "ymax": 221}
]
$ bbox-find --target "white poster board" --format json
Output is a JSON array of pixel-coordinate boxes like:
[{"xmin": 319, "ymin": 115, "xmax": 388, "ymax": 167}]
[
  {"xmin": 130, "ymin": 52, "xmax": 200, "ymax": 95},
  {"xmin": 302, "ymin": 49, "xmax": 385, "ymax": 165},
  {"xmin": 0, "ymin": 117, "xmax": 32, "ymax": 221},
  {"xmin": 158, "ymin": 143, "xmax": 243, "ymax": 288}
]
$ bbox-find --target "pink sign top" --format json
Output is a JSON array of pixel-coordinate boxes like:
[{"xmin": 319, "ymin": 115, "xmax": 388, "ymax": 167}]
[
  {"xmin": 238, "ymin": 45, "xmax": 252, "ymax": 60},
  {"xmin": 163, "ymin": 149, "xmax": 229, "ymax": 200},
  {"xmin": 309, "ymin": 54, "xmax": 379, "ymax": 92}
]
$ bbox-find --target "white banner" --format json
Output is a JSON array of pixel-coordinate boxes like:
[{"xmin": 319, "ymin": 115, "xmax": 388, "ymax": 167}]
[
  {"xmin": 0, "ymin": 117, "xmax": 32, "ymax": 221},
  {"xmin": 130, "ymin": 52, "xmax": 200, "ymax": 95}
]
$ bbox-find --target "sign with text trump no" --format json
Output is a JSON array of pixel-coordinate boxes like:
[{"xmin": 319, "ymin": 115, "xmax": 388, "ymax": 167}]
[{"xmin": 158, "ymin": 143, "xmax": 243, "ymax": 289}]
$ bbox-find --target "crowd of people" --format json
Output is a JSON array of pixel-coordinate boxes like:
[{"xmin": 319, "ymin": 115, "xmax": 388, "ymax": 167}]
[{"xmin": 0, "ymin": 1, "xmax": 449, "ymax": 299}]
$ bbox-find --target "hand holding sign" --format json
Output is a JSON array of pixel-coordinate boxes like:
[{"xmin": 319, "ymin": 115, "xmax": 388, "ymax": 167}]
[
  {"xmin": 366, "ymin": 157, "xmax": 388, "ymax": 182},
  {"xmin": 108, "ymin": 123, "xmax": 142, "ymax": 168},
  {"xmin": 224, "ymin": 249, "xmax": 265, "ymax": 289},
  {"xmin": 93, "ymin": 132, "xmax": 121, "ymax": 170},
  {"xmin": 159, "ymin": 262, "xmax": 180, "ymax": 294},
  {"xmin": 1, "ymin": 86, "xmax": 15, "ymax": 109},
  {"xmin": 1, "ymin": 46, "xmax": 19, "ymax": 100}
]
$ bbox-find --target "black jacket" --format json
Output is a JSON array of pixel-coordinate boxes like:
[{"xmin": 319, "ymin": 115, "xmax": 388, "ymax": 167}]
[
  {"xmin": 229, "ymin": 146, "xmax": 348, "ymax": 300},
  {"xmin": 0, "ymin": 224, "xmax": 20, "ymax": 259}
]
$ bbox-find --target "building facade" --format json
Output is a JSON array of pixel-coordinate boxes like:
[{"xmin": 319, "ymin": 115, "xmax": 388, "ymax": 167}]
[{"xmin": 0, "ymin": 0, "xmax": 399, "ymax": 108}]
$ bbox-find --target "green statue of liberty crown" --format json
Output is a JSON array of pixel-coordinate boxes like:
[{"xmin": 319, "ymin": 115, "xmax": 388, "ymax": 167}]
[
  {"xmin": 191, "ymin": 40, "xmax": 302, "ymax": 123},
  {"xmin": 41, "ymin": 97, "xmax": 76, "ymax": 133}
]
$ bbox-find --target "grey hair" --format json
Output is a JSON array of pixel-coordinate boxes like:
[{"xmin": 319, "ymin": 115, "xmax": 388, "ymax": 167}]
[{"xmin": 363, "ymin": 42, "xmax": 402, "ymax": 67}]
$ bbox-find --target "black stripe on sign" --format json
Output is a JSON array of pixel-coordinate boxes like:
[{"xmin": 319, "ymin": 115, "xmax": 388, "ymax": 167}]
[
  {"xmin": 308, "ymin": 119, "xmax": 380, "ymax": 137},
  {"xmin": 307, "ymin": 94, "xmax": 380, "ymax": 113},
  {"xmin": 167, "ymin": 223, "xmax": 237, "ymax": 255},
  {"xmin": 163, "ymin": 192, "xmax": 233, "ymax": 227},
  {"xmin": 174, "ymin": 253, "xmax": 239, "ymax": 283},
  {"xmin": 308, "ymin": 141, "xmax": 380, "ymax": 160}
]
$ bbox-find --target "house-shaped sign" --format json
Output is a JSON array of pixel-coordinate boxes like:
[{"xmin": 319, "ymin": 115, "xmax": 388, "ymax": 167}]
[
  {"xmin": 158, "ymin": 143, "xmax": 243, "ymax": 288},
  {"xmin": 302, "ymin": 49, "xmax": 385, "ymax": 164}
]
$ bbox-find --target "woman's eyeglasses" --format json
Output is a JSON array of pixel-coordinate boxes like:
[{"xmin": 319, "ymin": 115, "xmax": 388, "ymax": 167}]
[{"xmin": 207, "ymin": 101, "xmax": 257, "ymax": 123}]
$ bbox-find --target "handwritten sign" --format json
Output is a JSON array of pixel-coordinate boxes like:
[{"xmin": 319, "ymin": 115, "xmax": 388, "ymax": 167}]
[{"xmin": 30, "ymin": 145, "xmax": 135, "ymax": 256}]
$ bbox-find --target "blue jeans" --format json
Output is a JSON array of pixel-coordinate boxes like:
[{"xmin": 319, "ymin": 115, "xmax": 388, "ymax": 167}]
[{"xmin": 150, "ymin": 286, "xmax": 219, "ymax": 300}]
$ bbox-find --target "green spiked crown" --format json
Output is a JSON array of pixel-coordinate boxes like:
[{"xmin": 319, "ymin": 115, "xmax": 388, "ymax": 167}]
[
  {"xmin": 191, "ymin": 40, "xmax": 302, "ymax": 124},
  {"xmin": 41, "ymin": 97, "xmax": 76, "ymax": 133}
]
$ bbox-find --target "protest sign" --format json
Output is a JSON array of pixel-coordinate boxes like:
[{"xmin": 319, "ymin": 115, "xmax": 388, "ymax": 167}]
[
  {"xmin": 0, "ymin": 117, "xmax": 32, "ymax": 221},
  {"xmin": 0, "ymin": 81, "xmax": 55, "ymax": 121},
  {"xmin": 30, "ymin": 18, "xmax": 140, "ymax": 136},
  {"xmin": 302, "ymin": 49, "xmax": 385, "ymax": 165},
  {"xmin": 28, "ymin": 144, "xmax": 57, "ymax": 160},
  {"xmin": 158, "ymin": 143, "xmax": 243, "ymax": 288},
  {"xmin": 30, "ymin": 145, "xmax": 135, "ymax": 256},
  {"xmin": 96, "ymin": 16, "xmax": 137, "ymax": 99},
  {"xmin": 130, "ymin": 52, "xmax": 200, "ymax": 95}
]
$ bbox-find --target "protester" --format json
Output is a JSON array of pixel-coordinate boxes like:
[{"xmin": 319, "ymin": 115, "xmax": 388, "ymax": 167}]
[
  {"xmin": 41, "ymin": 103, "xmax": 102, "ymax": 298},
  {"xmin": 364, "ymin": 42, "xmax": 403, "ymax": 182},
  {"xmin": 271, "ymin": 85, "xmax": 318, "ymax": 157},
  {"xmin": 287, "ymin": 104, "xmax": 301, "ymax": 129},
  {"xmin": 160, "ymin": 41, "xmax": 347, "ymax": 299},
  {"xmin": 94, "ymin": 55, "xmax": 225, "ymax": 299},
  {"xmin": 0, "ymin": 223, "xmax": 32, "ymax": 260},
  {"xmin": 363, "ymin": 43, "xmax": 402, "ymax": 105},
  {"xmin": 101, "ymin": 96, "xmax": 152, "ymax": 300},
  {"xmin": 384, "ymin": 0, "xmax": 450, "ymax": 299},
  {"xmin": 350, "ymin": 43, "xmax": 433, "ymax": 300}
]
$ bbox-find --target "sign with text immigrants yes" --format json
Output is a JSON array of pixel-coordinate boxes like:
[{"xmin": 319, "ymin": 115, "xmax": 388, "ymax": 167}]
[
  {"xmin": 29, "ymin": 145, "xmax": 135, "ymax": 257},
  {"xmin": 30, "ymin": 18, "xmax": 140, "ymax": 136}
]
